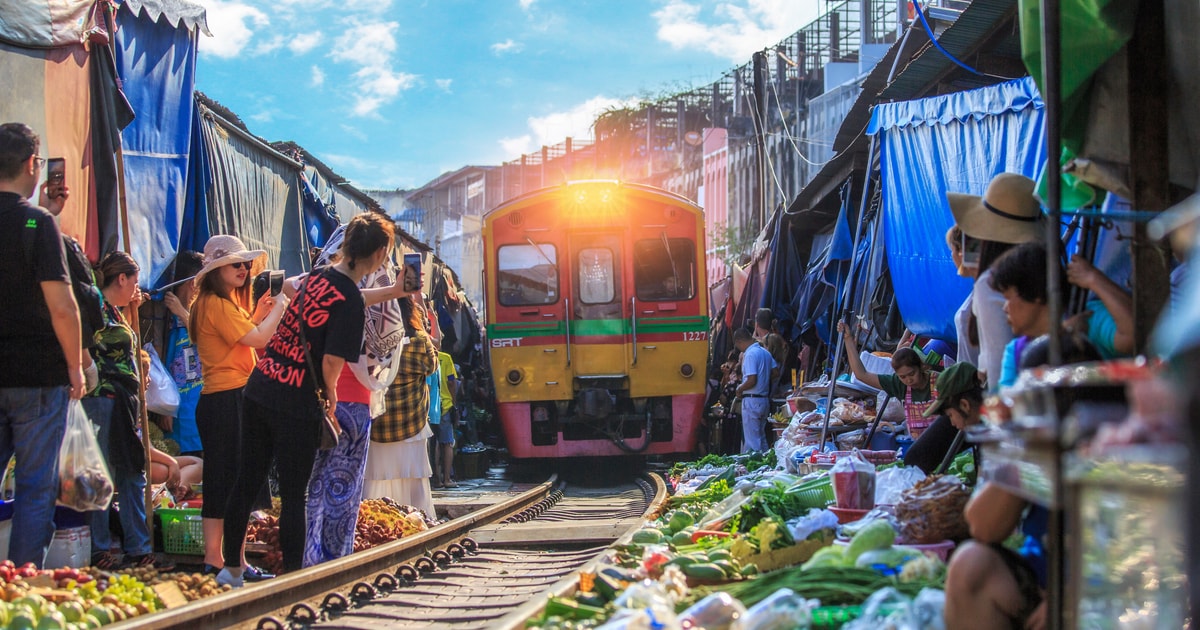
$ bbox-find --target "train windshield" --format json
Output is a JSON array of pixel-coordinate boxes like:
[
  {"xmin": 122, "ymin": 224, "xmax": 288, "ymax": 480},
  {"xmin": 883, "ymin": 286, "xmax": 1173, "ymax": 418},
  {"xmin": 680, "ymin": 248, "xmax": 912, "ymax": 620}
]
[
  {"xmin": 497, "ymin": 243, "xmax": 558, "ymax": 305},
  {"xmin": 634, "ymin": 237, "xmax": 695, "ymax": 301}
]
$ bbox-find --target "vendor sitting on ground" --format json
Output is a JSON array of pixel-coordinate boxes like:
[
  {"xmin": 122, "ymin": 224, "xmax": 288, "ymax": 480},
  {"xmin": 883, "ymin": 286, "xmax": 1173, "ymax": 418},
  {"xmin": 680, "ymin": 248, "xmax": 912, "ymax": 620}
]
[
  {"xmin": 148, "ymin": 448, "xmax": 203, "ymax": 500},
  {"xmin": 836, "ymin": 321, "xmax": 961, "ymax": 473},
  {"xmin": 942, "ymin": 378, "xmax": 1048, "ymax": 629}
]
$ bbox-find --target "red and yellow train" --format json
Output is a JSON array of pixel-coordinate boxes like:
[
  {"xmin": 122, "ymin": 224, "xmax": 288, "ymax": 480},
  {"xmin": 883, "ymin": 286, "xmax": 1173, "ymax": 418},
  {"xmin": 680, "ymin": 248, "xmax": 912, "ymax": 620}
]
[{"xmin": 482, "ymin": 181, "xmax": 709, "ymax": 459}]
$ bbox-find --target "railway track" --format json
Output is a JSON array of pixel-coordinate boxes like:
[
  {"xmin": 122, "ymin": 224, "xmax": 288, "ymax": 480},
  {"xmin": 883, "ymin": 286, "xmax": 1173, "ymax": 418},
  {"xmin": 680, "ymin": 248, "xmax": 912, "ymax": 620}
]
[{"xmin": 112, "ymin": 472, "xmax": 666, "ymax": 629}]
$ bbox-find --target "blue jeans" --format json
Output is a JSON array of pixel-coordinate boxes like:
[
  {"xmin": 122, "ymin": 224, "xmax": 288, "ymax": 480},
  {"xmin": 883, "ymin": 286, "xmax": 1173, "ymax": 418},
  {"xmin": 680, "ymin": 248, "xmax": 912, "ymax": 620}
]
[
  {"xmin": 0, "ymin": 387, "xmax": 69, "ymax": 567},
  {"xmin": 81, "ymin": 397, "xmax": 151, "ymax": 557}
]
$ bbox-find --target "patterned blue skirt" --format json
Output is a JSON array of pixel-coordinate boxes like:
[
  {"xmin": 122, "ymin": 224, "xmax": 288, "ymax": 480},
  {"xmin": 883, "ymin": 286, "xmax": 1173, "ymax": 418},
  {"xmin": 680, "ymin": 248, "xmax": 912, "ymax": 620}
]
[{"xmin": 303, "ymin": 402, "xmax": 372, "ymax": 567}]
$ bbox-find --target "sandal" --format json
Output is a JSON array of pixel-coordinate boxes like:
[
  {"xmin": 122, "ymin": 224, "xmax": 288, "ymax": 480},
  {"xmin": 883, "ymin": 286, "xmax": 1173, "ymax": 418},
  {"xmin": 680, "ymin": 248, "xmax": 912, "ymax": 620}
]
[
  {"xmin": 91, "ymin": 551, "xmax": 120, "ymax": 571},
  {"xmin": 124, "ymin": 553, "xmax": 176, "ymax": 572}
]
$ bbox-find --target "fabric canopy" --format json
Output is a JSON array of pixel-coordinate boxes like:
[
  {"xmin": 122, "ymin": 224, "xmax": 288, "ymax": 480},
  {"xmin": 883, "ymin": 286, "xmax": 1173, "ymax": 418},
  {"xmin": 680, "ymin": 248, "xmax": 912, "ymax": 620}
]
[
  {"xmin": 868, "ymin": 77, "xmax": 1048, "ymax": 341},
  {"xmin": 114, "ymin": 0, "xmax": 200, "ymax": 286},
  {"xmin": 197, "ymin": 105, "xmax": 311, "ymax": 274}
]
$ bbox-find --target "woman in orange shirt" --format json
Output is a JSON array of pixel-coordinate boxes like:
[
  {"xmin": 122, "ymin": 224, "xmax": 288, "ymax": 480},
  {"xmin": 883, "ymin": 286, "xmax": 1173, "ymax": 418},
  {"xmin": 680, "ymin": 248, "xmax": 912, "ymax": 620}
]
[{"xmin": 189, "ymin": 235, "xmax": 288, "ymax": 577}]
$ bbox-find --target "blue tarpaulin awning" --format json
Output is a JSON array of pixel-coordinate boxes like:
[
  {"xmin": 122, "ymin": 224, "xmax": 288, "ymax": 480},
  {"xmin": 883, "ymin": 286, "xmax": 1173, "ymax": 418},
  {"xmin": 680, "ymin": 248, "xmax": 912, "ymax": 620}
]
[{"xmin": 868, "ymin": 76, "xmax": 1047, "ymax": 341}]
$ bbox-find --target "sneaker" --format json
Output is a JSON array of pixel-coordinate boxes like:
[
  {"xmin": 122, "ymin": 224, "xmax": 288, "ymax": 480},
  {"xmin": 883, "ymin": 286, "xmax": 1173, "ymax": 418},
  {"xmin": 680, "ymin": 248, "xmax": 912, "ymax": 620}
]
[
  {"xmin": 216, "ymin": 567, "xmax": 244, "ymax": 588},
  {"xmin": 243, "ymin": 564, "xmax": 275, "ymax": 582}
]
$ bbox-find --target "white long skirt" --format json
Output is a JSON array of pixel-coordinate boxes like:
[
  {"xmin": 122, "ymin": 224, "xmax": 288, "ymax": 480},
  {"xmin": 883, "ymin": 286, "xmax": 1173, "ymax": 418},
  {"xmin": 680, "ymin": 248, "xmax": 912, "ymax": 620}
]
[{"xmin": 362, "ymin": 423, "xmax": 435, "ymax": 518}]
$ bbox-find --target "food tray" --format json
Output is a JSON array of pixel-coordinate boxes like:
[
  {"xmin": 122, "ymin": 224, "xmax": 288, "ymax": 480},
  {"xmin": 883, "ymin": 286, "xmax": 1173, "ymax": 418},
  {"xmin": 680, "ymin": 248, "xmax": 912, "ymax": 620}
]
[{"xmin": 159, "ymin": 508, "xmax": 204, "ymax": 556}]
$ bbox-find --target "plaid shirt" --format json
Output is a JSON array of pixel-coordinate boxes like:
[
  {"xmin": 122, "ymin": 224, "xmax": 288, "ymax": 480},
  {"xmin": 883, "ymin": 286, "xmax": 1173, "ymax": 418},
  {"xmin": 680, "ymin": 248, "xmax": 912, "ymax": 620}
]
[{"xmin": 372, "ymin": 331, "xmax": 438, "ymax": 443}]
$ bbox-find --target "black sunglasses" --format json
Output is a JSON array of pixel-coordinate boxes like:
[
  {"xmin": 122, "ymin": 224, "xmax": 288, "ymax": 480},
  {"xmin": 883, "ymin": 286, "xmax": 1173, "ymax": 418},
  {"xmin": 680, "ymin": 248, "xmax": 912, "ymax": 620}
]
[{"xmin": 230, "ymin": 261, "xmax": 252, "ymax": 270}]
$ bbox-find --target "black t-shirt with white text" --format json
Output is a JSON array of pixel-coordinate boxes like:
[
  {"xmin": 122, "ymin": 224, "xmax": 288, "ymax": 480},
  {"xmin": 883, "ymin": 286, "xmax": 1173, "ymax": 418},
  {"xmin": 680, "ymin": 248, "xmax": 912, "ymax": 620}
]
[
  {"xmin": 0, "ymin": 192, "xmax": 71, "ymax": 387},
  {"xmin": 245, "ymin": 266, "xmax": 365, "ymax": 419}
]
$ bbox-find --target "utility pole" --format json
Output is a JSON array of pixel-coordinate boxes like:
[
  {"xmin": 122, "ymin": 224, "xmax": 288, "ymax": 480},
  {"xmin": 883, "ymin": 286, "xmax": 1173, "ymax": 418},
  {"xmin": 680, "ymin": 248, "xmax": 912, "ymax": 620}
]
[{"xmin": 753, "ymin": 50, "xmax": 768, "ymax": 232}]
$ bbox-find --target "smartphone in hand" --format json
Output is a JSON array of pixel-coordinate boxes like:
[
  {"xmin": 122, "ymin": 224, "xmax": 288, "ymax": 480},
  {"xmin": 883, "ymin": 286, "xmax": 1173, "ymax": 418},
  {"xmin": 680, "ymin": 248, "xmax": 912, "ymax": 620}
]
[{"xmin": 403, "ymin": 253, "xmax": 423, "ymax": 292}]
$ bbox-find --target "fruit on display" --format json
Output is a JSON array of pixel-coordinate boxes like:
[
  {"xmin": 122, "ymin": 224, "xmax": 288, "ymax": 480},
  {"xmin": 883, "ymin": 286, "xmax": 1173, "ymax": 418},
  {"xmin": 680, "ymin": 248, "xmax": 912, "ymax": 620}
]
[
  {"xmin": 0, "ymin": 561, "xmax": 163, "ymax": 627},
  {"xmin": 246, "ymin": 515, "xmax": 284, "ymax": 575},
  {"xmin": 353, "ymin": 499, "xmax": 430, "ymax": 552}
]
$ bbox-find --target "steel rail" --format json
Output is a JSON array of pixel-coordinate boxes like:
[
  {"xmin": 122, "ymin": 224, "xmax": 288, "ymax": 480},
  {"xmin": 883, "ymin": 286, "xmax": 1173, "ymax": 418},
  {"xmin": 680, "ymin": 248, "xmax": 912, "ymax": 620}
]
[
  {"xmin": 111, "ymin": 475, "xmax": 558, "ymax": 629},
  {"xmin": 490, "ymin": 471, "xmax": 668, "ymax": 629}
]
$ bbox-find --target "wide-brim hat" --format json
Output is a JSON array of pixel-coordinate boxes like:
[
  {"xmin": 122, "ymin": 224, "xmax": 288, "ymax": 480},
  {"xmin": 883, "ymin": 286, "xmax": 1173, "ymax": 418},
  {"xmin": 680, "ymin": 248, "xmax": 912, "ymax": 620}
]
[
  {"xmin": 924, "ymin": 362, "xmax": 982, "ymax": 417},
  {"xmin": 195, "ymin": 235, "xmax": 265, "ymax": 283},
  {"xmin": 947, "ymin": 173, "xmax": 1044, "ymax": 245}
]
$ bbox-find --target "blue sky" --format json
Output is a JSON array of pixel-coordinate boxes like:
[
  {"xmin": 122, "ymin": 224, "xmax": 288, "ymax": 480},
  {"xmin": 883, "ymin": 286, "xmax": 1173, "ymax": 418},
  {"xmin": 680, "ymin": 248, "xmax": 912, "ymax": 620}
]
[{"xmin": 192, "ymin": 0, "xmax": 822, "ymax": 190}]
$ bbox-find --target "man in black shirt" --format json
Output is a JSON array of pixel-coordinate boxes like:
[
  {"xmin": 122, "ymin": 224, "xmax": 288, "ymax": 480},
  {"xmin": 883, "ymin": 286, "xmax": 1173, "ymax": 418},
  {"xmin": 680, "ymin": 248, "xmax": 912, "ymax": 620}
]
[{"xmin": 0, "ymin": 122, "xmax": 85, "ymax": 567}]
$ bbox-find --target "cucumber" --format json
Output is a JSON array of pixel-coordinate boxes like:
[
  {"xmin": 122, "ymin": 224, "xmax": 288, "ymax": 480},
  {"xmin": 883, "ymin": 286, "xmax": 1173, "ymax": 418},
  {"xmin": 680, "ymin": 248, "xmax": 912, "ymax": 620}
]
[
  {"xmin": 682, "ymin": 562, "xmax": 728, "ymax": 580},
  {"xmin": 670, "ymin": 531, "xmax": 693, "ymax": 547},
  {"xmin": 664, "ymin": 555, "xmax": 699, "ymax": 568},
  {"xmin": 631, "ymin": 528, "xmax": 665, "ymax": 544},
  {"xmin": 706, "ymin": 549, "xmax": 733, "ymax": 562},
  {"xmin": 711, "ymin": 559, "xmax": 740, "ymax": 577}
]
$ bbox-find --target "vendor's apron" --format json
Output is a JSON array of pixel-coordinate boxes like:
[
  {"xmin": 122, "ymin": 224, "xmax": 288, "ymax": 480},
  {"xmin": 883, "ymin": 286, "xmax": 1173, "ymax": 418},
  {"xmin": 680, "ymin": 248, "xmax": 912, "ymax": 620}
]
[{"xmin": 903, "ymin": 376, "xmax": 938, "ymax": 439}]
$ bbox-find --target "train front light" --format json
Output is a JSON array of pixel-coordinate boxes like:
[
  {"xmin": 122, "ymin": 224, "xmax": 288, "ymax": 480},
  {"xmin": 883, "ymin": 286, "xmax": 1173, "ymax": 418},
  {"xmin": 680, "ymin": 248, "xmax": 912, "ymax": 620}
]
[
  {"xmin": 506, "ymin": 369, "xmax": 523, "ymax": 385},
  {"xmin": 680, "ymin": 363, "xmax": 695, "ymax": 378}
]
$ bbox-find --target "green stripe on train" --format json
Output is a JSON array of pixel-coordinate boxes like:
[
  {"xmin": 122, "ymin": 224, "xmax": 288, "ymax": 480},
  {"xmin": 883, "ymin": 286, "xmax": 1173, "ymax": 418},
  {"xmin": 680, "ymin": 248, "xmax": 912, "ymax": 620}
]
[{"xmin": 487, "ymin": 316, "xmax": 709, "ymax": 339}]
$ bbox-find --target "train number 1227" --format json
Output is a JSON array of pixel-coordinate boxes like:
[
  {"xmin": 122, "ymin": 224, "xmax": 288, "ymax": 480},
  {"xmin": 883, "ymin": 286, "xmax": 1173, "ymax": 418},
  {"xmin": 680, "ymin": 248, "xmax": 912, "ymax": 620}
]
[{"xmin": 682, "ymin": 331, "xmax": 708, "ymax": 341}]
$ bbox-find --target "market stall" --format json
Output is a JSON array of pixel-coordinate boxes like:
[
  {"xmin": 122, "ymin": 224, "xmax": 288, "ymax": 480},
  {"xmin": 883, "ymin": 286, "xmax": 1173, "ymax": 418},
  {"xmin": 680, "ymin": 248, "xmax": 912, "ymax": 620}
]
[{"xmin": 524, "ymin": 446, "xmax": 972, "ymax": 628}]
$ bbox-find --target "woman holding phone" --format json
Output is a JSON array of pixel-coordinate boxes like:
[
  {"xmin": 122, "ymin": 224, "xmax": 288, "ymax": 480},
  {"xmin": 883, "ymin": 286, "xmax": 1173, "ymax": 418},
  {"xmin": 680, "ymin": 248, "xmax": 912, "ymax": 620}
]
[
  {"xmin": 220, "ymin": 213, "xmax": 395, "ymax": 584},
  {"xmin": 189, "ymin": 235, "xmax": 288, "ymax": 577}
]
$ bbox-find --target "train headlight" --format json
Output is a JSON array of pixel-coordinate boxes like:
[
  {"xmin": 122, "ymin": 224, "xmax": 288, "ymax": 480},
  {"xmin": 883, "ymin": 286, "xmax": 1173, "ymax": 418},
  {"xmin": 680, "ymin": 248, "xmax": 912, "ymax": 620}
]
[
  {"xmin": 680, "ymin": 363, "xmax": 695, "ymax": 378},
  {"xmin": 506, "ymin": 369, "xmax": 523, "ymax": 385}
]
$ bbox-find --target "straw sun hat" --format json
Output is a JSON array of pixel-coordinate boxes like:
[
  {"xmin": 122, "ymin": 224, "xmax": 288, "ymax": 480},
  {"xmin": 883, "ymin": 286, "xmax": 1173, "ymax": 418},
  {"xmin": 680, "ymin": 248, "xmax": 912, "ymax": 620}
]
[
  {"xmin": 947, "ymin": 173, "xmax": 1044, "ymax": 245},
  {"xmin": 194, "ymin": 235, "xmax": 265, "ymax": 284}
]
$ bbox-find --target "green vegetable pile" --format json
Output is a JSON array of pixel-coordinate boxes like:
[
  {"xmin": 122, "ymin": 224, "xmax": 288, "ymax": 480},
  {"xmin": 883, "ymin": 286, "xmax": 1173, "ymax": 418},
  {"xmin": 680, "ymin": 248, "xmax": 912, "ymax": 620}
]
[
  {"xmin": 668, "ymin": 451, "xmax": 777, "ymax": 478},
  {"xmin": 694, "ymin": 565, "xmax": 939, "ymax": 608}
]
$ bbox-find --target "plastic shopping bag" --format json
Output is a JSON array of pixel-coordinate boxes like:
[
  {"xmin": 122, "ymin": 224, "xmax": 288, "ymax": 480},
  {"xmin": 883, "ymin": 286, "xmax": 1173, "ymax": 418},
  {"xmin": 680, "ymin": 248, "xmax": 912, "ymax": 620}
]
[
  {"xmin": 830, "ymin": 449, "xmax": 876, "ymax": 509},
  {"xmin": 58, "ymin": 401, "xmax": 114, "ymax": 511},
  {"xmin": 144, "ymin": 342, "xmax": 180, "ymax": 417}
]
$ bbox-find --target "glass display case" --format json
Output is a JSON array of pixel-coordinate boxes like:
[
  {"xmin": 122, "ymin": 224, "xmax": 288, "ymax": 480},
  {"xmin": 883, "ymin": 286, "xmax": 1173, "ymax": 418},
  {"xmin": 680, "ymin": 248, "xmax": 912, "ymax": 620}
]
[{"xmin": 1067, "ymin": 446, "xmax": 1187, "ymax": 630}]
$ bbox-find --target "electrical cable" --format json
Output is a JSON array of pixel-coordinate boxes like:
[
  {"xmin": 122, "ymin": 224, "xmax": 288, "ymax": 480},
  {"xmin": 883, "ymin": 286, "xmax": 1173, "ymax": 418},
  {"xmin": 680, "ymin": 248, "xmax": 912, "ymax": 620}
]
[
  {"xmin": 913, "ymin": 1, "xmax": 1021, "ymax": 81},
  {"xmin": 767, "ymin": 68, "xmax": 836, "ymax": 167}
]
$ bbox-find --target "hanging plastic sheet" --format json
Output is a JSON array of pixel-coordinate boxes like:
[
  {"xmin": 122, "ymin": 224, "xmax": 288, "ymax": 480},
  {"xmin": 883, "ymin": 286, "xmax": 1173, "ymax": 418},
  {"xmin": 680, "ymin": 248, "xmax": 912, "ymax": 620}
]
[
  {"xmin": 197, "ymin": 106, "xmax": 311, "ymax": 274},
  {"xmin": 868, "ymin": 77, "xmax": 1047, "ymax": 341},
  {"xmin": 299, "ymin": 172, "xmax": 341, "ymax": 250},
  {"xmin": 761, "ymin": 206, "xmax": 806, "ymax": 341},
  {"xmin": 113, "ymin": 2, "xmax": 200, "ymax": 287}
]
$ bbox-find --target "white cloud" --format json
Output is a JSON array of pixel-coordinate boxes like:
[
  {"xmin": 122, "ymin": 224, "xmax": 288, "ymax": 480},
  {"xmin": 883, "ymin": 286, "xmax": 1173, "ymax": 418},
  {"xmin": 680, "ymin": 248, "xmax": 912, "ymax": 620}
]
[
  {"xmin": 490, "ymin": 39, "xmax": 524, "ymax": 55},
  {"xmin": 253, "ymin": 34, "xmax": 285, "ymax": 55},
  {"xmin": 352, "ymin": 66, "xmax": 418, "ymax": 116},
  {"xmin": 310, "ymin": 65, "xmax": 326, "ymax": 87},
  {"xmin": 653, "ymin": 0, "xmax": 820, "ymax": 62},
  {"xmin": 498, "ymin": 95, "xmax": 629, "ymax": 159},
  {"xmin": 248, "ymin": 110, "xmax": 275, "ymax": 123},
  {"xmin": 518, "ymin": 0, "xmax": 537, "ymax": 10},
  {"xmin": 331, "ymin": 21, "xmax": 398, "ymax": 66},
  {"xmin": 500, "ymin": 134, "xmax": 533, "ymax": 157},
  {"xmin": 194, "ymin": 0, "xmax": 270, "ymax": 59},
  {"xmin": 288, "ymin": 31, "xmax": 324, "ymax": 55},
  {"xmin": 435, "ymin": 78, "xmax": 453, "ymax": 92}
]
